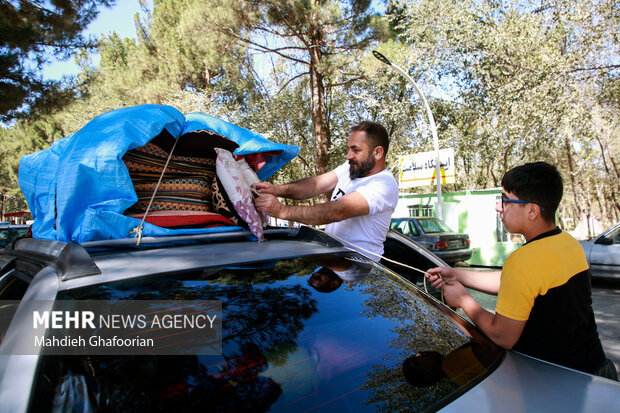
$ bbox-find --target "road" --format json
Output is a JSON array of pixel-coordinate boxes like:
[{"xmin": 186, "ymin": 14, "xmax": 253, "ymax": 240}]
[
  {"xmin": 591, "ymin": 278, "xmax": 620, "ymax": 373},
  {"xmin": 462, "ymin": 273, "xmax": 620, "ymax": 373}
]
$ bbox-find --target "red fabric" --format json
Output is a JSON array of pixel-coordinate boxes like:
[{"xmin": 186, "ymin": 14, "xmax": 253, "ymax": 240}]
[
  {"xmin": 127, "ymin": 211, "xmax": 236, "ymax": 229},
  {"xmin": 243, "ymin": 151, "xmax": 279, "ymax": 172}
]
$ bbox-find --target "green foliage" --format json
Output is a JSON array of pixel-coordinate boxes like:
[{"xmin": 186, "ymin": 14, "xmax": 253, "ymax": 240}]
[
  {"xmin": 0, "ymin": 0, "xmax": 115, "ymax": 121},
  {"xmin": 384, "ymin": 0, "xmax": 620, "ymax": 225},
  {"xmin": 199, "ymin": 0, "xmax": 386, "ymax": 175},
  {"xmin": 1, "ymin": 0, "xmax": 618, "ymax": 226},
  {"xmin": 0, "ymin": 116, "xmax": 66, "ymax": 212}
]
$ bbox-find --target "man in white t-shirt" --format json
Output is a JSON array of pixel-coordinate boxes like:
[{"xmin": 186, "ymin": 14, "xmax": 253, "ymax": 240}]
[{"xmin": 253, "ymin": 121, "xmax": 399, "ymax": 259}]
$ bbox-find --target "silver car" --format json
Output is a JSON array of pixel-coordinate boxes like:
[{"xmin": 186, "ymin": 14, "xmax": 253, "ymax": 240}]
[
  {"xmin": 580, "ymin": 222, "xmax": 620, "ymax": 279},
  {"xmin": 0, "ymin": 227, "xmax": 618, "ymax": 412}
]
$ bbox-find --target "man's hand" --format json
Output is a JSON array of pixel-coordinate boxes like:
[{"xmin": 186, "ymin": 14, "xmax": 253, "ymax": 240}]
[
  {"xmin": 252, "ymin": 185, "xmax": 368, "ymax": 226},
  {"xmin": 251, "ymin": 172, "xmax": 338, "ymax": 201},
  {"xmin": 253, "ymin": 182, "xmax": 280, "ymax": 196},
  {"xmin": 253, "ymin": 193, "xmax": 284, "ymax": 218}
]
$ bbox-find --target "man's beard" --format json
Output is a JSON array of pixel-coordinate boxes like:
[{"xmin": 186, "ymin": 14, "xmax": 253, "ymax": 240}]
[{"xmin": 349, "ymin": 154, "xmax": 375, "ymax": 179}]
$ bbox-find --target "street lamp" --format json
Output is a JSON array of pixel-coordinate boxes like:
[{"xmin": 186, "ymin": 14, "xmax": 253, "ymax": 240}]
[{"xmin": 372, "ymin": 50, "xmax": 443, "ymax": 220}]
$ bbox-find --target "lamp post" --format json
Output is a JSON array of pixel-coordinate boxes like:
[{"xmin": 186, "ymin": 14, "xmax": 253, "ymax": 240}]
[{"xmin": 372, "ymin": 51, "xmax": 443, "ymax": 220}]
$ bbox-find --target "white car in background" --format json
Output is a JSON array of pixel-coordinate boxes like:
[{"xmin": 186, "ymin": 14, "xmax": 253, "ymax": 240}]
[{"xmin": 580, "ymin": 222, "xmax": 620, "ymax": 279}]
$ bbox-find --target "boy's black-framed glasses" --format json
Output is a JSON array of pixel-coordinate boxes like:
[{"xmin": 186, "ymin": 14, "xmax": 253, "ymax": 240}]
[{"xmin": 501, "ymin": 198, "xmax": 546, "ymax": 211}]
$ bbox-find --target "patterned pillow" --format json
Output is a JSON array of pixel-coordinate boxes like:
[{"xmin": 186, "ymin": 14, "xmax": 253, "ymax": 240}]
[
  {"xmin": 129, "ymin": 176, "xmax": 213, "ymax": 212},
  {"xmin": 123, "ymin": 142, "xmax": 215, "ymax": 214},
  {"xmin": 236, "ymin": 157, "xmax": 260, "ymax": 186},
  {"xmin": 211, "ymin": 177, "xmax": 244, "ymax": 228},
  {"xmin": 214, "ymin": 148, "xmax": 265, "ymax": 241},
  {"xmin": 236, "ymin": 157, "xmax": 269, "ymax": 227},
  {"xmin": 123, "ymin": 131, "xmax": 240, "ymax": 216}
]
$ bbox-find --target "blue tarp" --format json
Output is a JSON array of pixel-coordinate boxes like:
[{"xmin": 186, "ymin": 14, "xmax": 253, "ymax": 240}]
[{"xmin": 18, "ymin": 104, "xmax": 299, "ymax": 242}]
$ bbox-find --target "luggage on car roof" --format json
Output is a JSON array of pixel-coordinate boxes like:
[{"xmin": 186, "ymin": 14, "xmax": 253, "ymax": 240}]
[{"xmin": 19, "ymin": 104, "xmax": 299, "ymax": 243}]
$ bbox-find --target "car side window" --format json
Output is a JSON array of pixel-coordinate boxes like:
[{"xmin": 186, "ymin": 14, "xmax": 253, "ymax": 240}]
[
  {"xmin": 391, "ymin": 220, "xmax": 420, "ymax": 237},
  {"xmin": 418, "ymin": 219, "xmax": 436, "ymax": 233},
  {"xmin": 399, "ymin": 221, "xmax": 411, "ymax": 235},
  {"xmin": 391, "ymin": 221, "xmax": 407, "ymax": 235},
  {"xmin": 407, "ymin": 220, "xmax": 419, "ymax": 236},
  {"xmin": 397, "ymin": 221, "xmax": 418, "ymax": 236},
  {"xmin": 598, "ymin": 227, "xmax": 620, "ymax": 245}
]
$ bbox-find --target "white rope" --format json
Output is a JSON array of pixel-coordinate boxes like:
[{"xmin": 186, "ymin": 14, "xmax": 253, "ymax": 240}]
[
  {"xmin": 323, "ymin": 228, "xmax": 444, "ymax": 301},
  {"xmin": 130, "ymin": 138, "xmax": 181, "ymax": 246}
]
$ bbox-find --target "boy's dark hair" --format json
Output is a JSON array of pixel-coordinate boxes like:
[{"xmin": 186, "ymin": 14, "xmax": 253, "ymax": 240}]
[
  {"xmin": 351, "ymin": 121, "xmax": 390, "ymax": 155},
  {"xmin": 501, "ymin": 162, "xmax": 563, "ymax": 223}
]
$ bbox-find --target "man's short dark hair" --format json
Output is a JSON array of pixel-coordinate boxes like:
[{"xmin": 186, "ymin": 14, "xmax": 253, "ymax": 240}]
[
  {"xmin": 307, "ymin": 268, "xmax": 343, "ymax": 293},
  {"xmin": 501, "ymin": 161, "xmax": 563, "ymax": 222},
  {"xmin": 351, "ymin": 121, "xmax": 390, "ymax": 155}
]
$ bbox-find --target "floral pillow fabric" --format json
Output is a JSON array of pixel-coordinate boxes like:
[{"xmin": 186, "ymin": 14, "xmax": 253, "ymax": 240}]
[{"xmin": 214, "ymin": 148, "xmax": 265, "ymax": 241}]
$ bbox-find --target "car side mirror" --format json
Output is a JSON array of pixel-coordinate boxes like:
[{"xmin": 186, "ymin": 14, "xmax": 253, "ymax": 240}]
[{"xmin": 595, "ymin": 236, "xmax": 613, "ymax": 245}]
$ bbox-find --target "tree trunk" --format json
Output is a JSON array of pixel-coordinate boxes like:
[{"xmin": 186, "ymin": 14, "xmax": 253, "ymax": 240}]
[
  {"xmin": 595, "ymin": 136, "xmax": 620, "ymax": 217},
  {"xmin": 0, "ymin": 190, "xmax": 4, "ymax": 222},
  {"xmin": 308, "ymin": 9, "xmax": 330, "ymax": 187},
  {"xmin": 564, "ymin": 139, "xmax": 583, "ymax": 217},
  {"xmin": 610, "ymin": 152, "xmax": 619, "ymax": 182},
  {"xmin": 594, "ymin": 181, "xmax": 606, "ymax": 223}
]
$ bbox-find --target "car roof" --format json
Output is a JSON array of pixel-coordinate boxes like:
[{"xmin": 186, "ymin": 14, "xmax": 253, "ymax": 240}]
[{"xmin": 3, "ymin": 226, "xmax": 352, "ymax": 291}]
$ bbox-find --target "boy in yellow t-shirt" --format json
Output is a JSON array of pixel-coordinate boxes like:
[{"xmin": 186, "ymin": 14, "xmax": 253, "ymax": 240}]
[{"xmin": 425, "ymin": 162, "xmax": 616, "ymax": 379}]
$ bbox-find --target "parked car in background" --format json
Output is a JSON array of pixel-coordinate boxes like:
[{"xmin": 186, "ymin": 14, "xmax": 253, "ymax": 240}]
[
  {"xmin": 382, "ymin": 229, "xmax": 450, "ymax": 289},
  {"xmin": 580, "ymin": 222, "xmax": 620, "ymax": 279},
  {"xmin": 1, "ymin": 226, "xmax": 619, "ymax": 413},
  {"xmin": 0, "ymin": 223, "xmax": 30, "ymax": 249},
  {"xmin": 390, "ymin": 217, "xmax": 472, "ymax": 265}
]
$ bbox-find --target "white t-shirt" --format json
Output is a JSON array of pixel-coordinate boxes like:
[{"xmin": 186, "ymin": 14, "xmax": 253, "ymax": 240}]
[{"xmin": 324, "ymin": 162, "xmax": 399, "ymax": 260}]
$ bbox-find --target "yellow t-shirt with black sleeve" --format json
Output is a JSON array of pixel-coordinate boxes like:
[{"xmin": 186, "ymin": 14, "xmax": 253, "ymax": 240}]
[{"xmin": 495, "ymin": 228, "xmax": 605, "ymax": 374}]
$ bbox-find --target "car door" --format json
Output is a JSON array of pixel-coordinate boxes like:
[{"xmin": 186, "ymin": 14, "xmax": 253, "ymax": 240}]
[{"xmin": 590, "ymin": 225, "xmax": 620, "ymax": 278}]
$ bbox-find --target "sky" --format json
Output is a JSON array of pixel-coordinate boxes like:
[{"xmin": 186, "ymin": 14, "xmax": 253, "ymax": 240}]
[{"xmin": 42, "ymin": 0, "xmax": 143, "ymax": 80}]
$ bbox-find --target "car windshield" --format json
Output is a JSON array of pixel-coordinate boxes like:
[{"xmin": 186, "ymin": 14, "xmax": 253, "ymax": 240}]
[
  {"xmin": 32, "ymin": 253, "xmax": 503, "ymax": 412},
  {"xmin": 417, "ymin": 218, "xmax": 453, "ymax": 233}
]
